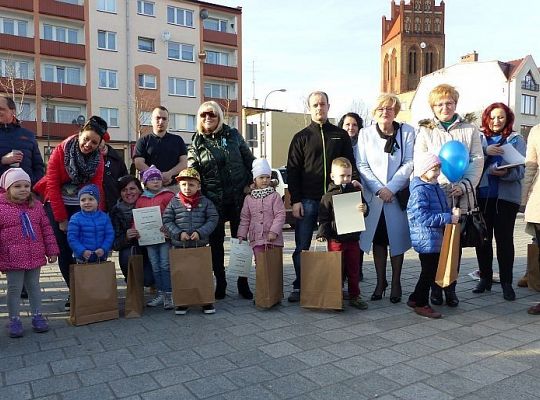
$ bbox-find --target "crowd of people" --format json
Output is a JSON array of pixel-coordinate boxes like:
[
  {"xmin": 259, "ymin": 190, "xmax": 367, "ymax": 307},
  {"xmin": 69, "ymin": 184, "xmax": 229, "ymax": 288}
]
[{"xmin": 1, "ymin": 82, "xmax": 540, "ymax": 338}]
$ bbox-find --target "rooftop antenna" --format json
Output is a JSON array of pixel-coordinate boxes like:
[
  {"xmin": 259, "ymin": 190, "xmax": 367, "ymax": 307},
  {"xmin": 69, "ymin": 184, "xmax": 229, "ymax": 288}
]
[{"xmin": 251, "ymin": 60, "xmax": 258, "ymax": 107}]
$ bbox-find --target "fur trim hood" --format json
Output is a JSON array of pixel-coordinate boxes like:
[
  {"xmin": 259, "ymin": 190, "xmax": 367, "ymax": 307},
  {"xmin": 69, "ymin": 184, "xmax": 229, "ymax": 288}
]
[{"xmin": 418, "ymin": 113, "xmax": 477, "ymax": 129}]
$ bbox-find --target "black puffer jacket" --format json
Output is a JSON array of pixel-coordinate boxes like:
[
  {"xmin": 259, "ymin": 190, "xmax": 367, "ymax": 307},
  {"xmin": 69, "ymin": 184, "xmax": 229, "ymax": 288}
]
[
  {"xmin": 188, "ymin": 125, "xmax": 254, "ymax": 216},
  {"xmin": 102, "ymin": 145, "xmax": 128, "ymax": 212}
]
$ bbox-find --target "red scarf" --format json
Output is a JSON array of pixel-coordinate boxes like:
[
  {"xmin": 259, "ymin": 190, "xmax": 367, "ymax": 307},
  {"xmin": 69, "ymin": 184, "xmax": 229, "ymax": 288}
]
[{"xmin": 177, "ymin": 191, "xmax": 200, "ymax": 210}]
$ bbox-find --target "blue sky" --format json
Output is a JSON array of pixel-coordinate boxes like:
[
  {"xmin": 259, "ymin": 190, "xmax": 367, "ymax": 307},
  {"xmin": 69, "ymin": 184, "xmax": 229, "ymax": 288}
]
[{"xmin": 215, "ymin": 0, "xmax": 540, "ymax": 119}]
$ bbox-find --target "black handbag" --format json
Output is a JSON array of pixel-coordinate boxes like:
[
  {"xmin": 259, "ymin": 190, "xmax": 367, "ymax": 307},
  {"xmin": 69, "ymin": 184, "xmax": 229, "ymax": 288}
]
[{"xmin": 460, "ymin": 179, "xmax": 488, "ymax": 248}]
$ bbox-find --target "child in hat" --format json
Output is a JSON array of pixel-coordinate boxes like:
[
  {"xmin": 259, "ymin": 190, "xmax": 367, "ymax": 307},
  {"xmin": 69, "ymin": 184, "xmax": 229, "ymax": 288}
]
[
  {"xmin": 0, "ymin": 168, "xmax": 59, "ymax": 337},
  {"xmin": 67, "ymin": 184, "xmax": 114, "ymax": 263},
  {"xmin": 163, "ymin": 167, "xmax": 219, "ymax": 315}
]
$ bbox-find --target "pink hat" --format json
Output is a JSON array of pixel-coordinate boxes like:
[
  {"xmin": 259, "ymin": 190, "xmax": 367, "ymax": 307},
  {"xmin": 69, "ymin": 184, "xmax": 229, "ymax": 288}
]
[
  {"xmin": 415, "ymin": 153, "xmax": 441, "ymax": 177},
  {"xmin": 142, "ymin": 165, "xmax": 162, "ymax": 184},
  {"xmin": 0, "ymin": 168, "xmax": 30, "ymax": 190}
]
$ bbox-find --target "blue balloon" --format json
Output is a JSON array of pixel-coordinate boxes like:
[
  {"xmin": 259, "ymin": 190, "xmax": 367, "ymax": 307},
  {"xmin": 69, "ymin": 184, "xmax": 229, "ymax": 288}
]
[{"xmin": 438, "ymin": 140, "xmax": 470, "ymax": 183}]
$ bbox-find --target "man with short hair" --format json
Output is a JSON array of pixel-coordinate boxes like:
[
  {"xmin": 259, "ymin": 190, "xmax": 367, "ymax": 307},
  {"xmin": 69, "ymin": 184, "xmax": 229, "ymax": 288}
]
[
  {"xmin": 133, "ymin": 106, "xmax": 188, "ymax": 187},
  {"xmin": 0, "ymin": 95, "xmax": 44, "ymax": 187},
  {"xmin": 286, "ymin": 91, "xmax": 360, "ymax": 302}
]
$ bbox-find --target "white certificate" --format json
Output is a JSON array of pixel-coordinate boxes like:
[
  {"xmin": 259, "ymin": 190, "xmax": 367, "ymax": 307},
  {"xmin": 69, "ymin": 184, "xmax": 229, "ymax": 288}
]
[
  {"xmin": 500, "ymin": 144, "xmax": 525, "ymax": 165},
  {"xmin": 132, "ymin": 206, "xmax": 165, "ymax": 246},
  {"xmin": 332, "ymin": 191, "xmax": 366, "ymax": 235},
  {"xmin": 228, "ymin": 238, "xmax": 253, "ymax": 276}
]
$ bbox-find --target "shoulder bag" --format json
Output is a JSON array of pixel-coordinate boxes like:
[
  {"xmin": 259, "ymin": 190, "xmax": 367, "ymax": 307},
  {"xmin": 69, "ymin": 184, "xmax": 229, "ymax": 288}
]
[{"xmin": 460, "ymin": 178, "xmax": 488, "ymax": 248}]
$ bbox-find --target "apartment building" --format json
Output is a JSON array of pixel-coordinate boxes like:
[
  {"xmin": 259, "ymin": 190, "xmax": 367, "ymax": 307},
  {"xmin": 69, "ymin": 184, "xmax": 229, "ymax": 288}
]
[{"xmin": 0, "ymin": 0, "xmax": 242, "ymax": 160}]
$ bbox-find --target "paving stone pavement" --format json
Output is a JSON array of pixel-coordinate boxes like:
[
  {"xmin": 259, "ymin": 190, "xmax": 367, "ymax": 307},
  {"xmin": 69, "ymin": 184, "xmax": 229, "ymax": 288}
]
[{"xmin": 1, "ymin": 215, "xmax": 540, "ymax": 399}]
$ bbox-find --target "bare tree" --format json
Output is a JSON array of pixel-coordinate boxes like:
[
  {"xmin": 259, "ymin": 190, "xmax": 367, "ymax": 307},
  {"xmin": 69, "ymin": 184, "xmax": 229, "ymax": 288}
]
[
  {"xmin": 132, "ymin": 87, "xmax": 156, "ymax": 139},
  {"xmin": 0, "ymin": 55, "xmax": 35, "ymax": 119},
  {"xmin": 348, "ymin": 99, "xmax": 372, "ymax": 126}
]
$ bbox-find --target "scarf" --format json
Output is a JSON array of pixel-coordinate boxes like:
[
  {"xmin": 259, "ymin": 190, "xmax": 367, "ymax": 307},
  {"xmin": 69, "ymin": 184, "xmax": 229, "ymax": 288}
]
[
  {"xmin": 350, "ymin": 134, "xmax": 358, "ymax": 147},
  {"xmin": 64, "ymin": 136, "xmax": 100, "ymax": 185},
  {"xmin": 376, "ymin": 121, "xmax": 400, "ymax": 155},
  {"xmin": 20, "ymin": 211, "xmax": 36, "ymax": 241},
  {"xmin": 178, "ymin": 191, "xmax": 201, "ymax": 210},
  {"xmin": 251, "ymin": 187, "xmax": 274, "ymax": 199},
  {"xmin": 116, "ymin": 200, "xmax": 135, "ymax": 224}
]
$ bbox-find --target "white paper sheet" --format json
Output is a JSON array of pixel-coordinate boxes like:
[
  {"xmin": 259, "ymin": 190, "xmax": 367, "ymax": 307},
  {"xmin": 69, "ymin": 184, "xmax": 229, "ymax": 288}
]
[
  {"xmin": 500, "ymin": 144, "xmax": 525, "ymax": 165},
  {"xmin": 132, "ymin": 206, "xmax": 165, "ymax": 246},
  {"xmin": 228, "ymin": 238, "xmax": 253, "ymax": 276},
  {"xmin": 332, "ymin": 191, "xmax": 366, "ymax": 235}
]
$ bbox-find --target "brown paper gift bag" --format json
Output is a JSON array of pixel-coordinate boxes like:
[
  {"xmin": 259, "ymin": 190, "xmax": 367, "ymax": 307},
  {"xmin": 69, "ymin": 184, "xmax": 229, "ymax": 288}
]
[
  {"xmin": 255, "ymin": 247, "xmax": 283, "ymax": 309},
  {"xmin": 527, "ymin": 243, "xmax": 540, "ymax": 291},
  {"xmin": 300, "ymin": 250, "xmax": 343, "ymax": 310},
  {"xmin": 170, "ymin": 246, "xmax": 215, "ymax": 306},
  {"xmin": 125, "ymin": 254, "xmax": 144, "ymax": 318},
  {"xmin": 69, "ymin": 261, "xmax": 119, "ymax": 326},
  {"xmin": 435, "ymin": 224, "xmax": 461, "ymax": 288}
]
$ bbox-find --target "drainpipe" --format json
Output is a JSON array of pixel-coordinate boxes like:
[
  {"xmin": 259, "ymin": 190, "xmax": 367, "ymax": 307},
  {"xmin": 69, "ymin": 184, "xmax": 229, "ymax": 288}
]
[{"xmin": 125, "ymin": 0, "xmax": 133, "ymax": 155}]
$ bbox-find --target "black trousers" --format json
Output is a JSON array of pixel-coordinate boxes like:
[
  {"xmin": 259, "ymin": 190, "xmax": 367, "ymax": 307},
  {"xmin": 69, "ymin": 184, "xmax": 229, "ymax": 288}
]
[
  {"xmin": 475, "ymin": 198, "xmax": 519, "ymax": 284},
  {"xmin": 410, "ymin": 253, "xmax": 440, "ymax": 307},
  {"xmin": 209, "ymin": 204, "xmax": 241, "ymax": 283}
]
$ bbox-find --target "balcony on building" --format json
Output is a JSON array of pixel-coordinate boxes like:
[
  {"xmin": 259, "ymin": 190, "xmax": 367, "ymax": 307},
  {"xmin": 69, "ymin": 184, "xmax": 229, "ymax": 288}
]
[
  {"xmin": 203, "ymin": 63, "xmax": 238, "ymax": 80},
  {"xmin": 41, "ymin": 81, "xmax": 86, "ymax": 100},
  {"xmin": 202, "ymin": 29, "xmax": 238, "ymax": 47},
  {"xmin": 40, "ymin": 39, "xmax": 85, "ymax": 60},
  {"xmin": 39, "ymin": 0, "xmax": 84, "ymax": 21},
  {"xmin": 0, "ymin": 33, "xmax": 34, "ymax": 54},
  {"xmin": 522, "ymin": 80, "xmax": 540, "ymax": 92},
  {"xmin": 0, "ymin": 77, "xmax": 36, "ymax": 95},
  {"xmin": 0, "ymin": 0, "xmax": 33, "ymax": 12},
  {"xmin": 204, "ymin": 97, "xmax": 238, "ymax": 113},
  {"xmin": 40, "ymin": 121, "xmax": 80, "ymax": 139}
]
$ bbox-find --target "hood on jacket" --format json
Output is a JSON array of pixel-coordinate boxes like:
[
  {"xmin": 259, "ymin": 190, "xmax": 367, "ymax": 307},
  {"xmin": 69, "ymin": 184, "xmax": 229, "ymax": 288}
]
[{"xmin": 418, "ymin": 113, "xmax": 477, "ymax": 129}]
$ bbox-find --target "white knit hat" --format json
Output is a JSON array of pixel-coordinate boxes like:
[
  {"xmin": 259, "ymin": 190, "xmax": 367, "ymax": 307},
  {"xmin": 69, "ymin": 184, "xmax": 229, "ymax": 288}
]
[
  {"xmin": 251, "ymin": 158, "xmax": 271, "ymax": 179},
  {"xmin": 415, "ymin": 153, "xmax": 441, "ymax": 177},
  {"xmin": 0, "ymin": 168, "xmax": 30, "ymax": 190}
]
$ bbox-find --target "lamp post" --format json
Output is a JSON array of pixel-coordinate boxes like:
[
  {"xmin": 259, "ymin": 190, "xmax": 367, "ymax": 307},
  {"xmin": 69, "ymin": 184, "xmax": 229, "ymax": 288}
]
[
  {"xmin": 419, "ymin": 41, "xmax": 426, "ymax": 79},
  {"xmin": 261, "ymin": 88, "xmax": 286, "ymax": 159}
]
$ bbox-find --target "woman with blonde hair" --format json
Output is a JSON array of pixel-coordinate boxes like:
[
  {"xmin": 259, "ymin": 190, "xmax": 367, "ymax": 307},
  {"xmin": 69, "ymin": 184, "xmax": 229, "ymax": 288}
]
[
  {"xmin": 357, "ymin": 93, "xmax": 415, "ymax": 304},
  {"xmin": 188, "ymin": 101, "xmax": 255, "ymax": 300}
]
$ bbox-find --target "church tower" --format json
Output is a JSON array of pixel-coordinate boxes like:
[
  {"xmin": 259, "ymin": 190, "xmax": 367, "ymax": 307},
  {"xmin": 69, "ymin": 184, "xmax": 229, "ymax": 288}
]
[{"xmin": 381, "ymin": 0, "xmax": 445, "ymax": 94}]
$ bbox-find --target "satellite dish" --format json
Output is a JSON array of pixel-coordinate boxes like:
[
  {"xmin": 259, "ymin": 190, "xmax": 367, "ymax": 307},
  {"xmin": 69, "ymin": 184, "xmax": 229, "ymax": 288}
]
[
  {"xmin": 161, "ymin": 31, "xmax": 171, "ymax": 42},
  {"xmin": 200, "ymin": 9, "xmax": 208, "ymax": 19},
  {"xmin": 76, "ymin": 115, "xmax": 85, "ymax": 126}
]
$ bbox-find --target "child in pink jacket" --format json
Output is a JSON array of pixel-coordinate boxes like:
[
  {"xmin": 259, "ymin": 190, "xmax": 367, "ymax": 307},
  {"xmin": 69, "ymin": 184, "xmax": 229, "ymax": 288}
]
[
  {"xmin": 0, "ymin": 168, "xmax": 59, "ymax": 338},
  {"xmin": 237, "ymin": 159, "xmax": 286, "ymax": 257}
]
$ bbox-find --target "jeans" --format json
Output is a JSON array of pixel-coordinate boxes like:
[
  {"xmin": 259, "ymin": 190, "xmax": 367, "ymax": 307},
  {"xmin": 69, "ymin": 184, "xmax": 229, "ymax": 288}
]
[
  {"xmin": 118, "ymin": 246, "xmax": 155, "ymax": 287},
  {"xmin": 146, "ymin": 242, "xmax": 171, "ymax": 292},
  {"xmin": 410, "ymin": 253, "xmax": 439, "ymax": 307},
  {"xmin": 292, "ymin": 199, "xmax": 319, "ymax": 290}
]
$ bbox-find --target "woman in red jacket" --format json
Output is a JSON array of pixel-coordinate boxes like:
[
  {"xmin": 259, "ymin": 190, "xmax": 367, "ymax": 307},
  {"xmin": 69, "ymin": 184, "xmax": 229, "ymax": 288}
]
[{"xmin": 34, "ymin": 116, "xmax": 107, "ymax": 310}]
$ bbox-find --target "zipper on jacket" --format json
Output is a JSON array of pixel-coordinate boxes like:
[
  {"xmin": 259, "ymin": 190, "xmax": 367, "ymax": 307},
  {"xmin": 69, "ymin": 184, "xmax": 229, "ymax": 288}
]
[{"xmin": 319, "ymin": 124, "xmax": 327, "ymax": 193}]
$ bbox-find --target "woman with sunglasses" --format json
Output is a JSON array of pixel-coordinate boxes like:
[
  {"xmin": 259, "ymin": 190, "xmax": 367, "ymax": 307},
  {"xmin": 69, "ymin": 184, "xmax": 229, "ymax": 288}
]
[
  {"xmin": 34, "ymin": 116, "xmax": 107, "ymax": 310},
  {"xmin": 188, "ymin": 101, "xmax": 255, "ymax": 300}
]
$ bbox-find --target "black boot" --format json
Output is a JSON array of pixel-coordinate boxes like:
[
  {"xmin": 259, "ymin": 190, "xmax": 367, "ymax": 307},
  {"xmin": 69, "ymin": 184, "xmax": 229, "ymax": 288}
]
[
  {"xmin": 430, "ymin": 285, "xmax": 443, "ymax": 306},
  {"xmin": 444, "ymin": 286, "xmax": 459, "ymax": 307},
  {"xmin": 501, "ymin": 283, "xmax": 516, "ymax": 301},
  {"xmin": 472, "ymin": 278, "xmax": 492, "ymax": 293},
  {"xmin": 215, "ymin": 277, "xmax": 227, "ymax": 300},
  {"xmin": 237, "ymin": 277, "xmax": 253, "ymax": 300}
]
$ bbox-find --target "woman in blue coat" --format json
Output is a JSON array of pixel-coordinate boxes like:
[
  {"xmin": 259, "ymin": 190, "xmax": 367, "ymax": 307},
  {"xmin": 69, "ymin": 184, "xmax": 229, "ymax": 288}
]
[{"xmin": 357, "ymin": 94, "xmax": 414, "ymax": 303}]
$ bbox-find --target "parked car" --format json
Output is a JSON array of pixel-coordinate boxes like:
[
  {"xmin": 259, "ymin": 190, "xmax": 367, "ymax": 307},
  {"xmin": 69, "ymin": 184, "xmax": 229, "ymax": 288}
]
[{"xmin": 271, "ymin": 167, "xmax": 295, "ymax": 228}]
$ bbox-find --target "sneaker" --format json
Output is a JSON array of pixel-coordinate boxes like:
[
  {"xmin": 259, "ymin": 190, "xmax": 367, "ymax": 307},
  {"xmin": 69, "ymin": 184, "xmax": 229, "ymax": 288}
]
[
  {"xmin": 163, "ymin": 292, "xmax": 174, "ymax": 310},
  {"xmin": 146, "ymin": 292, "xmax": 164, "ymax": 307},
  {"xmin": 414, "ymin": 305, "xmax": 442, "ymax": 319},
  {"xmin": 202, "ymin": 304, "xmax": 216, "ymax": 314},
  {"xmin": 349, "ymin": 297, "xmax": 369, "ymax": 310},
  {"xmin": 175, "ymin": 306, "xmax": 188, "ymax": 315},
  {"xmin": 287, "ymin": 290, "xmax": 300, "ymax": 303},
  {"xmin": 64, "ymin": 297, "xmax": 70, "ymax": 311},
  {"xmin": 32, "ymin": 314, "xmax": 49, "ymax": 333},
  {"xmin": 7, "ymin": 317, "xmax": 23, "ymax": 338}
]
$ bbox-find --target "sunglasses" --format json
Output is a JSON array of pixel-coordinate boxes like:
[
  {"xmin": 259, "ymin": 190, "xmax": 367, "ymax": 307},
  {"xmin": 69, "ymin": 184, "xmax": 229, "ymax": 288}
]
[{"xmin": 200, "ymin": 111, "xmax": 217, "ymax": 119}]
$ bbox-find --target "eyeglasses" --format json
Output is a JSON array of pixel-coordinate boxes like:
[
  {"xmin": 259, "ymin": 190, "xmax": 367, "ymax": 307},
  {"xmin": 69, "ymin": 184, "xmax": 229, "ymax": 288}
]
[
  {"xmin": 376, "ymin": 107, "xmax": 394, "ymax": 113},
  {"xmin": 434, "ymin": 101, "xmax": 456, "ymax": 108},
  {"xmin": 200, "ymin": 111, "xmax": 217, "ymax": 119}
]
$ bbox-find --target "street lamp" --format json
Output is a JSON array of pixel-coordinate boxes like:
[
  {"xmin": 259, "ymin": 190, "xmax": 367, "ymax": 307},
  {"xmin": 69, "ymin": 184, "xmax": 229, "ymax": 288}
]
[
  {"xmin": 420, "ymin": 41, "xmax": 426, "ymax": 78},
  {"xmin": 261, "ymin": 88, "xmax": 286, "ymax": 159}
]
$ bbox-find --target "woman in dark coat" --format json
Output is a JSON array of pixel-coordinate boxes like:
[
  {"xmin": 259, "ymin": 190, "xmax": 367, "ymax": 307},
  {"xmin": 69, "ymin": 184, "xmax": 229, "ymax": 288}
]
[
  {"xmin": 99, "ymin": 133, "xmax": 128, "ymax": 212},
  {"xmin": 188, "ymin": 101, "xmax": 255, "ymax": 299}
]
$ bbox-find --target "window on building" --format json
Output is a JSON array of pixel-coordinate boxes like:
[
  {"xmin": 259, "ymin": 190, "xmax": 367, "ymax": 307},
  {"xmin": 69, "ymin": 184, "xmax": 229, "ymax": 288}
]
[
  {"xmin": 137, "ymin": 0, "xmax": 155, "ymax": 16},
  {"xmin": 203, "ymin": 17, "xmax": 228, "ymax": 32},
  {"xmin": 0, "ymin": 17, "xmax": 28, "ymax": 37},
  {"xmin": 169, "ymin": 113, "xmax": 196, "ymax": 132},
  {"xmin": 138, "ymin": 73, "xmax": 156, "ymax": 89},
  {"xmin": 522, "ymin": 72, "xmax": 539, "ymax": 92},
  {"xmin": 167, "ymin": 6, "xmax": 194, "ymax": 27},
  {"xmin": 43, "ymin": 24, "xmax": 78, "ymax": 44},
  {"xmin": 408, "ymin": 49, "xmax": 417, "ymax": 74},
  {"xmin": 246, "ymin": 123, "xmax": 257, "ymax": 147},
  {"xmin": 204, "ymin": 82, "xmax": 233, "ymax": 99},
  {"xmin": 168, "ymin": 41, "xmax": 194, "ymax": 62},
  {"xmin": 18, "ymin": 102, "xmax": 32, "ymax": 121},
  {"xmin": 43, "ymin": 64, "xmax": 81, "ymax": 85},
  {"xmin": 98, "ymin": 68, "xmax": 117, "ymax": 89},
  {"xmin": 521, "ymin": 94, "xmax": 537, "ymax": 115},
  {"xmin": 0, "ymin": 59, "xmax": 30, "ymax": 79},
  {"xmin": 98, "ymin": 30, "xmax": 117, "ymax": 51},
  {"xmin": 57, "ymin": 0, "xmax": 81, "ymax": 4},
  {"xmin": 138, "ymin": 37, "xmax": 155, "ymax": 52},
  {"xmin": 97, "ymin": 0, "xmax": 116, "ymax": 13},
  {"xmin": 47, "ymin": 105, "xmax": 81, "ymax": 123},
  {"xmin": 139, "ymin": 111, "xmax": 152, "ymax": 126},
  {"xmin": 205, "ymin": 50, "xmax": 230, "ymax": 66},
  {"xmin": 168, "ymin": 77, "xmax": 195, "ymax": 97},
  {"xmin": 424, "ymin": 51, "xmax": 434, "ymax": 74},
  {"xmin": 100, "ymin": 107, "xmax": 119, "ymax": 127}
]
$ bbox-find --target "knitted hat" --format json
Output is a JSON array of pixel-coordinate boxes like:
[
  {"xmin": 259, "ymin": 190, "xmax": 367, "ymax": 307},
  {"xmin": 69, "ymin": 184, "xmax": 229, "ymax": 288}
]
[
  {"xmin": 78, "ymin": 184, "xmax": 100, "ymax": 202},
  {"xmin": 415, "ymin": 153, "xmax": 441, "ymax": 177},
  {"xmin": 176, "ymin": 167, "xmax": 201, "ymax": 182},
  {"xmin": 252, "ymin": 158, "xmax": 271, "ymax": 179},
  {"xmin": 142, "ymin": 165, "xmax": 162, "ymax": 184},
  {"xmin": 0, "ymin": 167, "xmax": 30, "ymax": 190}
]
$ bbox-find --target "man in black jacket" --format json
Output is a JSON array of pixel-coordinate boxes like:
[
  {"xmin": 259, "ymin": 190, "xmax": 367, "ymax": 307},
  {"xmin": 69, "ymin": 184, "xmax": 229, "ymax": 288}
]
[{"xmin": 286, "ymin": 91, "xmax": 360, "ymax": 302}]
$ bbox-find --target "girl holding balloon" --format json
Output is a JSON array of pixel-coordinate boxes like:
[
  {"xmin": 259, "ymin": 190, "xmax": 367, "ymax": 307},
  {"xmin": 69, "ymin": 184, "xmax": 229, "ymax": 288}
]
[{"xmin": 415, "ymin": 84, "xmax": 484, "ymax": 307}]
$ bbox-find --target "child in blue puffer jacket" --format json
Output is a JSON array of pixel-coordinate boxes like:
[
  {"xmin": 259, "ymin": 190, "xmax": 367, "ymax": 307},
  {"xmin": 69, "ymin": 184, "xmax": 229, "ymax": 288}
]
[
  {"xmin": 406, "ymin": 153, "xmax": 460, "ymax": 319},
  {"xmin": 68, "ymin": 184, "xmax": 114, "ymax": 263}
]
